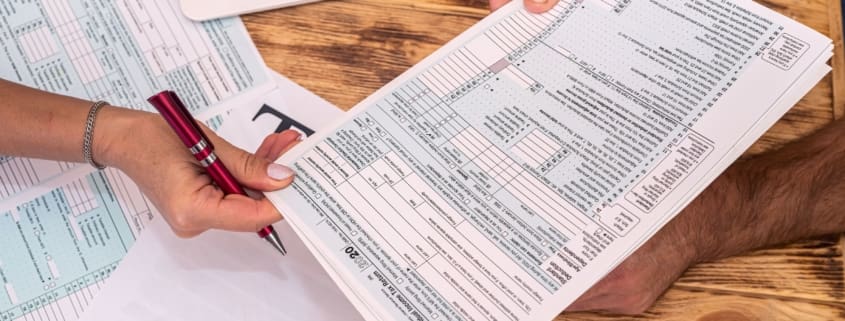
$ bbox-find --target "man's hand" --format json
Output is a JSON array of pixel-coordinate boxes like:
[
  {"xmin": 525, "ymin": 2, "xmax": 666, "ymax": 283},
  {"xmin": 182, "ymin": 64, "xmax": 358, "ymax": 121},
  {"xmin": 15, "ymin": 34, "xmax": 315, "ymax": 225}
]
[
  {"xmin": 562, "ymin": 155, "xmax": 757, "ymax": 314},
  {"xmin": 490, "ymin": 0, "xmax": 559, "ymax": 13},
  {"xmin": 98, "ymin": 108, "xmax": 301, "ymax": 237},
  {"xmin": 563, "ymin": 118, "xmax": 845, "ymax": 314},
  {"xmin": 564, "ymin": 189, "xmax": 716, "ymax": 313}
]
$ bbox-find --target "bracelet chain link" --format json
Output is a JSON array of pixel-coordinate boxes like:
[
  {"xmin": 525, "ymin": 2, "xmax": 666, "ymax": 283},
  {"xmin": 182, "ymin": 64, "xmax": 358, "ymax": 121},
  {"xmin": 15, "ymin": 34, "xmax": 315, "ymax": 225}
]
[{"xmin": 82, "ymin": 101, "xmax": 109, "ymax": 170}]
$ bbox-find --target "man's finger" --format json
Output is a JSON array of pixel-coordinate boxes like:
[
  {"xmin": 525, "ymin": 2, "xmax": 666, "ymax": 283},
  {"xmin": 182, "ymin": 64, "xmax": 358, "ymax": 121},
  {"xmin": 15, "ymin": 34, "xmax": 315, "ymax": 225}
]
[
  {"xmin": 524, "ymin": 0, "xmax": 559, "ymax": 13},
  {"xmin": 489, "ymin": 0, "xmax": 510, "ymax": 11}
]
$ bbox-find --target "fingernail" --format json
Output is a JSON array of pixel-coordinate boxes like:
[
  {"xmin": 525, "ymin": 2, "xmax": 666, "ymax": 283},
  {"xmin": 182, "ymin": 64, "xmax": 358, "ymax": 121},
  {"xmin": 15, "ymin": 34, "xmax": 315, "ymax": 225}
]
[
  {"xmin": 267, "ymin": 163, "xmax": 294, "ymax": 180},
  {"xmin": 531, "ymin": 0, "xmax": 548, "ymax": 3}
]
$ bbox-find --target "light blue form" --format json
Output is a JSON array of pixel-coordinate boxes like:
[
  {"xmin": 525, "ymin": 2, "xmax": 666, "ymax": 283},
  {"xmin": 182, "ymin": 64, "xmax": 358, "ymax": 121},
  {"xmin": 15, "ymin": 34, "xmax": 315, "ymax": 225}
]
[{"xmin": 0, "ymin": 170, "xmax": 142, "ymax": 320}]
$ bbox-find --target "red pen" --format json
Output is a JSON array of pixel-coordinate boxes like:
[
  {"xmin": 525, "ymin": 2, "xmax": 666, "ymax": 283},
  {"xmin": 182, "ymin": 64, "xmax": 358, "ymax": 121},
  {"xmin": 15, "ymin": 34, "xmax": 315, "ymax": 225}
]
[{"xmin": 147, "ymin": 90, "xmax": 287, "ymax": 256}]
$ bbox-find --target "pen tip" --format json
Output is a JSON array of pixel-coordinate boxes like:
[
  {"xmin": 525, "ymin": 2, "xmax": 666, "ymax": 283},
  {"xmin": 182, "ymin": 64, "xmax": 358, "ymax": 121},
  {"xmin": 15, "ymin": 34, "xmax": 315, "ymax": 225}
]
[{"xmin": 264, "ymin": 231, "xmax": 287, "ymax": 256}]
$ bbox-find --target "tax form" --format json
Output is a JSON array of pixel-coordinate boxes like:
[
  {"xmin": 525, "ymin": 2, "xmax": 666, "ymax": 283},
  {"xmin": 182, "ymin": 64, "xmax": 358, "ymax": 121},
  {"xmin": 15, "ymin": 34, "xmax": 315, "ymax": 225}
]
[
  {"xmin": 267, "ymin": 1, "xmax": 833, "ymax": 321},
  {"xmin": 0, "ymin": 0, "xmax": 271, "ymax": 319},
  {"xmin": 0, "ymin": 0, "xmax": 271, "ymax": 199}
]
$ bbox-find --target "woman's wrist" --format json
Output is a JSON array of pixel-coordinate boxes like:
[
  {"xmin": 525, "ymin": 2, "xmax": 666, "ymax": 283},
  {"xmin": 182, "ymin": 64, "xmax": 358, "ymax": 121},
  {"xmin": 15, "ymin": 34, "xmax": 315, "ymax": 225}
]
[{"xmin": 90, "ymin": 106, "xmax": 156, "ymax": 170}]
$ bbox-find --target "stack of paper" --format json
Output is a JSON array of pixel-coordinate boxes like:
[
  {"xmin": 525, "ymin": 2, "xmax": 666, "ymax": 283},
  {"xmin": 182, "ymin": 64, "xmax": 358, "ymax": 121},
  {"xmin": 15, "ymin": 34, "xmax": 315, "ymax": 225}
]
[{"xmin": 255, "ymin": 2, "xmax": 832, "ymax": 321}]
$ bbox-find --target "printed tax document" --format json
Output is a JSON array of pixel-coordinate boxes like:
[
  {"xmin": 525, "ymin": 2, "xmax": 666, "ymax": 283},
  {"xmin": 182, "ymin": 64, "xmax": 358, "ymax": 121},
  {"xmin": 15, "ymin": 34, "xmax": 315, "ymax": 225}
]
[
  {"xmin": 0, "ymin": 0, "xmax": 271, "ymax": 201},
  {"xmin": 0, "ymin": 1, "xmax": 271, "ymax": 319},
  {"xmin": 266, "ymin": 1, "xmax": 834, "ymax": 321},
  {"xmin": 78, "ymin": 74, "xmax": 359, "ymax": 321}
]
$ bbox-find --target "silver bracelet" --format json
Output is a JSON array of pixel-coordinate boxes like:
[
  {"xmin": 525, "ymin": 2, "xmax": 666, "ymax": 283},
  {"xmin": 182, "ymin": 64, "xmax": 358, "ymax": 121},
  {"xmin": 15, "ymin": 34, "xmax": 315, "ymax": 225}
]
[{"xmin": 83, "ymin": 101, "xmax": 109, "ymax": 170}]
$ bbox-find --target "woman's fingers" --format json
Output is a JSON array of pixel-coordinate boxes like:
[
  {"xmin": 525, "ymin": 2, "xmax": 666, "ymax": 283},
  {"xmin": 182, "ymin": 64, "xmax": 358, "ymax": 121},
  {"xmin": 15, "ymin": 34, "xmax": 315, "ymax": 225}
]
[{"xmin": 256, "ymin": 130, "xmax": 301, "ymax": 161}]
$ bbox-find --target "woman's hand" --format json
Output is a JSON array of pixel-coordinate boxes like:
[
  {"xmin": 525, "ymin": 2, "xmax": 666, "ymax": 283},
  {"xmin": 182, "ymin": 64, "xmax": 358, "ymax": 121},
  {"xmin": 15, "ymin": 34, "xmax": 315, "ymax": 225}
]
[
  {"xmin": 490, "ymin": 0, "xmax": 559, "ymax": 13},
  {"xmin": 0, "ymin": 80, "xmax": 300, "ymax": 238},
  {"xmin": 95, "ymin": 107, "xmax": 300, "ymax": 238}
]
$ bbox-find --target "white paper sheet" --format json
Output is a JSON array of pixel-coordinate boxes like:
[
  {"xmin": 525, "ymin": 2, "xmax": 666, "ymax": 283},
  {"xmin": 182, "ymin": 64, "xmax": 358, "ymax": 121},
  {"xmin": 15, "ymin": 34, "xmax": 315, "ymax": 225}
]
[{"xmin": 78, "ymin": 72, "xmax": 363, "ymax": 321}]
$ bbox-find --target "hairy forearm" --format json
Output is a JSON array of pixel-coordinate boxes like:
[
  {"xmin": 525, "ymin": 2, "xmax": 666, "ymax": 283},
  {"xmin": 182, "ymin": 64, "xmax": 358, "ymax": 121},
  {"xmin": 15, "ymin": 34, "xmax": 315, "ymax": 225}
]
[
  {"xmin": 567, "ymin": 121, "xmax": 845, "ymax": 314},
  {"xmin": 0, "ymin": 79, "xmax": 139, "ymax": 166},
  {"xmin": 692, "ymin": 119, "xmax": 845, "ymax": 261}
]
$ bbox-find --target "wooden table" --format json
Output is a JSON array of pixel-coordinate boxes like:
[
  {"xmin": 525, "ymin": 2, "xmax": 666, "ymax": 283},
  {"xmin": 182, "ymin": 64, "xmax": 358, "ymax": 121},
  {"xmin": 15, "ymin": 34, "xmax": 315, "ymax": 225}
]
[{"xmin": 243, "ymin": 1, "xmax": 845, "ymax": 320}]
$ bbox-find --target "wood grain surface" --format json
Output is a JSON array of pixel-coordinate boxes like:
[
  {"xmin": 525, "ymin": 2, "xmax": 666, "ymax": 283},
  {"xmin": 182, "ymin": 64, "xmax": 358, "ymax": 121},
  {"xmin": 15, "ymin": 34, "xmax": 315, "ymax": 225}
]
[{"xmin": 242, "ymin": 1, "xmax": 845, "ymax": 320}]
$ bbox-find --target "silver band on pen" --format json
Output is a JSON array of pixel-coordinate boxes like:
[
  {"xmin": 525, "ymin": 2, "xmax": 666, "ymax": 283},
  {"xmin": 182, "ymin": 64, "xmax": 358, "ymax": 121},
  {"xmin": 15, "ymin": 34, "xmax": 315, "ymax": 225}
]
[
  {"xmin": 199, "ymin": 152, "xmax": 218, "ymax": 168},
  {"xmin": 189, "ymin": 139, "xmax": 209, "ymax": 155}
]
